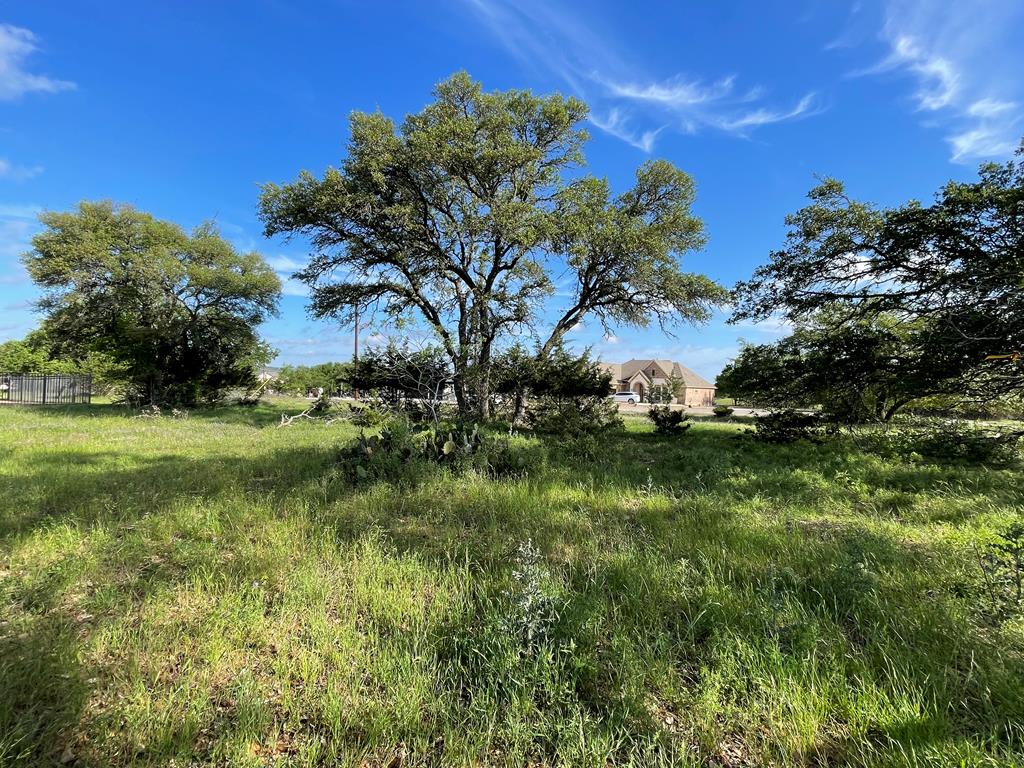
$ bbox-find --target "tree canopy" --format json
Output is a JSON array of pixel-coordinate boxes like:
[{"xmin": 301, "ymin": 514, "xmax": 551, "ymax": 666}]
[
  {"xmin": 259, "ymin": 72, "xmax": 725, "ymax": 418},
  {"xmin": 731, "ymin": 148, "xmax": 1024, "ymax": 406},
  {"xmin": 717, "ymin": 312, "xmax": 963, "ymax": 421},
  {"xmin": 24, "ymin": 201, "xmax": 281, "ymax": 405}
]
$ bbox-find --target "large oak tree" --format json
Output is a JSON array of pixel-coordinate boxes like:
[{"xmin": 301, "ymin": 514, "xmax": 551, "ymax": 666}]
[
  {"xmin": 24, "ymin": 202, "xmax": 281, "ymax": 405},
  {"xmin": 259, "ymin": 72, "xmax": 725, "ymax": 419}
]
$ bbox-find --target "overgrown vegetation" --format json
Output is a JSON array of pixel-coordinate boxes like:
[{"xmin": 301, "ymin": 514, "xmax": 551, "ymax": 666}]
[
  {"xmin": 2, "ymin": 401, "xmax": 1022, "ymax": 766},
  {"xmin": 273, "ymin": 362, "xmax": 352, "ymax": 397},
  {"xmin": 978, "ymin": 521, "xmax": 1024, "ymax": 625},
  {"xmin": 856, "ymin": 420, "xmax": 1024, "ymax": 466}
]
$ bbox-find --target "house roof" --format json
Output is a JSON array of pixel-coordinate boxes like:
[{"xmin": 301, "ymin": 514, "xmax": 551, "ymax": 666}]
[{"xmin": 599, "ymin": 359, "xmax": 715, "ymax": 389}]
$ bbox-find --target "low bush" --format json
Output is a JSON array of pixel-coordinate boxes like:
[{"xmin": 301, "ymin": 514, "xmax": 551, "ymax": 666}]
[
  {"xmin": 346, "ymin": 401, "xmax": 386, "ymax": 427},
  {"xmin": 977, "ymin": 520, "xmax": 1024, "ymax": 624},
  {"xmin": 526, "ymin": 395, "xmax": 623, "ymax": 435},
  {"xmin": 337, "ymin": 417, "xmax": 547, "ymax": 483},
  {"xmin": 905, "ymin": 394, "xmax": 1024, "ymax": 421},
  {"xmin": 752, "ymin": 409, "xmax": 829, "ymax": 444},
  {"xmin": 858, "ymin": 420, "xmax": 1023, "ymax": 466},
  {"xmin": 647, "ymin": 405, "xmax": 691, "ymax": 436},
  {"xmin": 712, "ymin": 404, "xmax": 734, "ymax": 418}
]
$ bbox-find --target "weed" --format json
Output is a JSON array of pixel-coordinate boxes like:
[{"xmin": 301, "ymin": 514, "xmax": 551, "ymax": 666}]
[{"xmin": 503, "ymin": 539, "xmax": 561, "ymax": 648}]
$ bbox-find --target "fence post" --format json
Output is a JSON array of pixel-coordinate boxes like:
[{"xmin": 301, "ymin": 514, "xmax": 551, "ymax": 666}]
[{"xmin": 42, "ymin": 375, "xmax": 48, "ymax": 404}]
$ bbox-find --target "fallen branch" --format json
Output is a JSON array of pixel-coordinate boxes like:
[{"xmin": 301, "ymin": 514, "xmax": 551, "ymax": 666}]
[{"xmin": 278, "ymin": 407, "xmax": 344, "ymax": 427}]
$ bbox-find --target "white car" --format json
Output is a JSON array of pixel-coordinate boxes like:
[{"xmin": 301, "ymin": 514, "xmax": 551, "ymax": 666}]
[{"xmin": 609, "ymin": 391, "xmax": 638, "ymax": 405}]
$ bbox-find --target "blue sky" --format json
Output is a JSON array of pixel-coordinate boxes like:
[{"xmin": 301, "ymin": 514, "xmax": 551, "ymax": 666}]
[{"xmin": 2, "ymin": 1, "xmax": 1022, "ymax": 380}]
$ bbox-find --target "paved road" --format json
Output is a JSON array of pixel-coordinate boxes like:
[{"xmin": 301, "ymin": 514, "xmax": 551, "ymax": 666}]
[{"xmin": 615, "ymin": 402, "xmax": 768, "ymax": 418}]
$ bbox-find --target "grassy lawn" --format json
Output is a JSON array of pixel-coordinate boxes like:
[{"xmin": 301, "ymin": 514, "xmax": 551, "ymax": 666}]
[{"xmin": 1, "ymin": 402, "xmax": 1023, "ymax": 767}]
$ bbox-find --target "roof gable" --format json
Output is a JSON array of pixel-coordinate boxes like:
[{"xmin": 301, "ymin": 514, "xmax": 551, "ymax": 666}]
[{"xmin": 602, "ymin": 359, "xmax": 715, "ymax": 389}]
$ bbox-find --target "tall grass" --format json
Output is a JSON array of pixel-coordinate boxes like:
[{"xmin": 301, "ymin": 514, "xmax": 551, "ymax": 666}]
[{"xmin": 1, "ymin": 402, "xmax": 1022, "ymax": 766}]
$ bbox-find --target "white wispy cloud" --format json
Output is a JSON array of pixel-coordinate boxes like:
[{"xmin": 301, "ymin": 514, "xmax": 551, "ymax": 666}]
[
  {"xmin": 0, "ymin": 203, "xmax": 41, "ymax": 219},
  {"xmin": 588, "ymin": 109, "xmax": 662, "ymax": 152},
  {"xmin": 603, "ymin": 75, "xmax": 737, "ymax": 108},
  {"xmin": 0, "ymin": 23, "xmax": 75, "ymax": 100},
  {"xmin": 599, "ymin": 73, "xmax": 820, "ymax": 139},
  {"xmin": 280, "ymin": 278, "xmax": 309, "ymax": 297},
  {"xmin": 851, "ymin": 0, "xmax": 1023, "ymax": 162},
  {"xmin": 262, "ymin": 254, "xmax": 309, "ymax": 296},
  {"xmin": 265, "ymin": 254, "xmax": 305, "ymax": 273},
  {"xmin": 462, "ymin": 0, "xmax": 823, "ymax": 152},
  {"xmin": 711, "ymin": 94, "xmax": 819, "ymax": 134},
  {"xmin": 0, "ymin": 158, "xmax": 44, "ymax": 181}
]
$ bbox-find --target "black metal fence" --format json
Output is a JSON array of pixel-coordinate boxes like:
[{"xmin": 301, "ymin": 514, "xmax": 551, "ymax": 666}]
[{"xmin": 0, "ymin": 373, "xmax": 92, "ymax": 405}]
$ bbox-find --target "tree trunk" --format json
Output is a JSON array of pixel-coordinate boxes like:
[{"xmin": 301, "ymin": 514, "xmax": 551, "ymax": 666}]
[
  {"xmin": 473, "ymin": 333, "xmax": 495, "ymax": 421},
  {"xmin": 883, "ymin": 399, "xmax": 910, "ymax": 421},
  {"xmin": 451, "ymin": 374, "xmax": 468, "ymax": 418},
  {"xmin": 512, "ymin": 389, "xmax": 526, "ymax": 426},
  {"xmin": 474, "ymin": 362, "xmax": 492, "ymax": 421}
]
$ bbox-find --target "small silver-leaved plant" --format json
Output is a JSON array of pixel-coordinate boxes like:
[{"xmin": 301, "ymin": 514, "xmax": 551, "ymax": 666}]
[{"xmin": 504, "ymin": 539, "xmax": 560, "ymax": 649}]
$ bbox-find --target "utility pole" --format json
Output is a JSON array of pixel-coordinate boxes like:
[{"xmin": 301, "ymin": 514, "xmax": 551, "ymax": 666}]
[{"xmin": 353, "ymin": 306, "xmax": 360, "ymax": 399}]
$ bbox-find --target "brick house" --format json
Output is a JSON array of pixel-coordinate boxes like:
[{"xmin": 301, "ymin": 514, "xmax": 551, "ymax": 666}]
[{"xmin": 598, "ymin": 359, "xmax": 716, "ymax": 406}]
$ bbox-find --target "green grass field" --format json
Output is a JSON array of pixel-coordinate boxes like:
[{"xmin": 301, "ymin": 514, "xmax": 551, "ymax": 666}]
[{"xmin": 1, "ymin": 401, "xmax": 1022, "ymax": 767}]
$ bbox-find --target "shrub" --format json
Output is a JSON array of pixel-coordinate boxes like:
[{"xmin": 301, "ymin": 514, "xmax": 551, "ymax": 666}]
[
  {"xmin": 647, "ymin": 405, "xmax": 691, "ymax": 436},
  {"xmin": 526, "ymin": 395, "xmax": 623, "ymax": 435},
  {"xmin": 752, "ymin": 409, "xmax": 828, "ymax": 444},
  {"xmin": 858, "ymin": 420, "xmax": 1023, "ymax": 466},
  {"xmin": 712, "ymin": 404, "xmax": 734, "ymax": 418},
  {"xmin": 338, "ymin": 417, "xmax": 547, "ymax": 483},
  {"xmin": 978, "ymin": 521, "xmax": 1024, "ymax": 624},
  {"xmin": 346, "ymin": 401, "xmax": 386, "ymax": 427},
  {"xmin": 916, "ymin": 422, "xmax": 1022, "ymax": 465},
  {"xmin": 340, "ymin": 418, "xmax": 420, "ymax": 483}
]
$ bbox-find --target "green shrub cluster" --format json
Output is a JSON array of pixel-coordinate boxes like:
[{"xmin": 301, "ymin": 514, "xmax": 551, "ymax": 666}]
[
  {"xmin": 526, "ymin": 395, "xmax": 623, "ymax": 435},
  {"xmin": 978, "ymin": 521, "xmax": 1024, "ymax": 624},
  {"xmin": 646, "ymin": 405, "xmax": 691, "ymax": 436},
  {"xmin": 862, "ymin": 421, "xmax": 1023, "ymax": 465},
  {"xmin": 337, "ymin": 417, "xmax": 547, "ymax": 484},
  {"xmin": 752, "ymin": 409, "xmax": 829, "ymax": 443}
]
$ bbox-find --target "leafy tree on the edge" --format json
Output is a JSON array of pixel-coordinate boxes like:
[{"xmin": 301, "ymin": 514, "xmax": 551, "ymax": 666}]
[
  {"xmin": 259, "ymin": 72, "xmax": 726, "ymax": 420},
  {"xmin": 717, "ymin": 312, "xmax": 963, "ymax": 421},
  {"xmin": 730, "ymin": 146, "xmax": 1024, "ymax": 413},
  {"xmin": 23, "ymin": 201, "xmax": 281, "ymax": 406}
]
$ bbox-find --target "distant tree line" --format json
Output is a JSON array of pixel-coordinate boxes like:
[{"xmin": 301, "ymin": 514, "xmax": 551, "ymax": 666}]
[
  {"xmin": 273, "ymin": 362, "xmax": 353, "ymax": 397},
  {"xmin": 10, "ymin": 72, "xmax": 1021, "ymax": 422}
]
